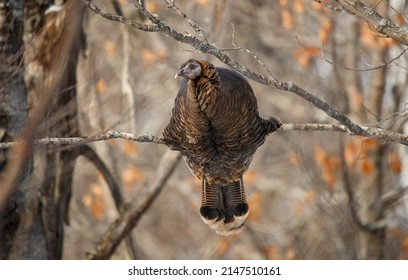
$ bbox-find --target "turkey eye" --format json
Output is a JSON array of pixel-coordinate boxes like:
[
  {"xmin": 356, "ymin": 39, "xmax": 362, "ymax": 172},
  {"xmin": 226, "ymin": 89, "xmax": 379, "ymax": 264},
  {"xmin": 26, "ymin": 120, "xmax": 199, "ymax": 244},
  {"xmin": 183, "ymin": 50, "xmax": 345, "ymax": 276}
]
[{"xmin": 188, "ymin": 64, "xmax": 195, "ymax": 70}]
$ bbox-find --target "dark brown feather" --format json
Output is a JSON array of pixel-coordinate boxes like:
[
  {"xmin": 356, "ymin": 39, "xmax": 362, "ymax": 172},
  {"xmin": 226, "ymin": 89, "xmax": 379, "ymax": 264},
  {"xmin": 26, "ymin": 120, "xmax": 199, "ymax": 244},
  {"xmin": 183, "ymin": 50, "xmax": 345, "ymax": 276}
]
[{"xmin": 163, "ymin": 60, "xmax": 281, "ymax": 235}]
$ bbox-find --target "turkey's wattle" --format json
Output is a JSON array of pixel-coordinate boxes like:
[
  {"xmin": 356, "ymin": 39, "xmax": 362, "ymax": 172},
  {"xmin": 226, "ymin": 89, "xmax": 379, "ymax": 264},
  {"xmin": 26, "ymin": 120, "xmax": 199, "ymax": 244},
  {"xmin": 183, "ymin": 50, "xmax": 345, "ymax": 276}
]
[{"xmin": 163, "ymin": 59, "xmax": 281, "ymax": 235}]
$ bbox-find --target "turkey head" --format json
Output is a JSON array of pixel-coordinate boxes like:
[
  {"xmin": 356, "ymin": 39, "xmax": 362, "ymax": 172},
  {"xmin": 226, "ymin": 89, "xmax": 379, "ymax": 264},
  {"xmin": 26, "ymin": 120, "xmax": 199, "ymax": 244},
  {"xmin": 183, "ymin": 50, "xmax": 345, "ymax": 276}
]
[{"xmin": 163, "ymin": 59, "xmax": 281, "ymax": 235}]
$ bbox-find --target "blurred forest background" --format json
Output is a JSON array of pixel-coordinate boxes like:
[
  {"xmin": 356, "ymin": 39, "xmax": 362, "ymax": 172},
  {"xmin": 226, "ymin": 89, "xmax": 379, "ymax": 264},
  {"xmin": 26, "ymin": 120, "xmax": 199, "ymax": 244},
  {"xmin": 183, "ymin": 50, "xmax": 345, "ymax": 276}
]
[{"xmin": 1, "ymin": 0, "xmax": 408, "ymax": 259}]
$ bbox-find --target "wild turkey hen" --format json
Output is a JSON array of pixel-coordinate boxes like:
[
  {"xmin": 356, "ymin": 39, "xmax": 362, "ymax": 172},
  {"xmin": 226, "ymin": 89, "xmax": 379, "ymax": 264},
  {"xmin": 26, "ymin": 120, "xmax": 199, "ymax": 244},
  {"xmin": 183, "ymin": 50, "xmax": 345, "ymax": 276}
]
[{"xmin": 163, "ymin": 59, "xmax": 281, "ymax": 235}]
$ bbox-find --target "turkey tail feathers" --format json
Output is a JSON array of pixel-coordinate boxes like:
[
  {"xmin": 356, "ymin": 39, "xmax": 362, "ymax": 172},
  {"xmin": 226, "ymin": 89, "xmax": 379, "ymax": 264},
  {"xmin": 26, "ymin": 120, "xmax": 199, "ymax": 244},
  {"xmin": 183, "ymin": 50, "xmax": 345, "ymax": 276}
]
[{"xmin": 200, "ymin": 178, "xmax": 249, "ymax": 235}]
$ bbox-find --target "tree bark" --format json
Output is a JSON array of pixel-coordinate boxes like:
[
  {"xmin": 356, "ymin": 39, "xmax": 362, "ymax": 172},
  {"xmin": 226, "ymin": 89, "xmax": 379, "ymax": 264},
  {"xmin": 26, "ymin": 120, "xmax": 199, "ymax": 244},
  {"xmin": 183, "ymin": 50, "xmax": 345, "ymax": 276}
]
[
  {"xmin": 31, "ymin": 1, "xmax": 85, "ymax": 259},
  {"xmin": 0, "ymin": 0, "xmax": 40, "ymax": 259}
]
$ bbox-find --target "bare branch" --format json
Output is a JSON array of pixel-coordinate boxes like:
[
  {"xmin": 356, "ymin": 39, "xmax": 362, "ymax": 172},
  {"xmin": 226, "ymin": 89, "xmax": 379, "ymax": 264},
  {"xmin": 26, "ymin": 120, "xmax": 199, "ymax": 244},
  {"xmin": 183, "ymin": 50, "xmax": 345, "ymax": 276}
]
[
  {"xmin": 83, "ymin": 0, "xmax": 159, "ymax": 32},
  {"xmin": 3, "ymin": 123, "xmax": 408, "ymax": 149},
  {"xmin": 222, "ymin": 23, "xmax": 276, "ymax": 80},
  {"xmin": 164, "ymin": 0, "xmax": 207, "ymax": 41},
  {"xmin": 0, "ymin": 131, "xmax": 167, "ymax": 149},
  {"xmin": 88, "ymin": 150, "xmax": 181, "ymax": 259}
]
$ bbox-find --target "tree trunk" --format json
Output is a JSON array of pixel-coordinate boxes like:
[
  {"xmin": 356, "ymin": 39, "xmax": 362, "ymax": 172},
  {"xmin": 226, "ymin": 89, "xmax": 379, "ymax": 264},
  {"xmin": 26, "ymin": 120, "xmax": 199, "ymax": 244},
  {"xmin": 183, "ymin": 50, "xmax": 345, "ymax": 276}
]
[
  {"xmin": 1, "ymin": 0, "xmax": 85, "ymax": 259},
  {"xmin": 26, "ymin": 1, "xmax": 85, "ymax": 259},
  {"xmin": 0, "ymin": 0, "xmax": 42, "ymax": 259}
]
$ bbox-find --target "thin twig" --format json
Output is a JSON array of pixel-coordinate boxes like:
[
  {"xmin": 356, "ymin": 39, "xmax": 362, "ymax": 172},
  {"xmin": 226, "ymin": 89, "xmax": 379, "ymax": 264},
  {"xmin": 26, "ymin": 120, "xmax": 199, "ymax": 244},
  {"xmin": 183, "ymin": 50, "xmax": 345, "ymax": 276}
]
[
  {"xmin": 164, "ymin": 0, "xmax": 207, "ymax": 41},
  {"xmin": 314, "ymin": 0, "xmax": 349, "ymax": 13},
  {"xmin": 223, "ymin": 23, "xmax": 277, "ymax": 81},
  {"xmin": 84, "ymin": 0, "xmax": 160, "ymax": 32}
]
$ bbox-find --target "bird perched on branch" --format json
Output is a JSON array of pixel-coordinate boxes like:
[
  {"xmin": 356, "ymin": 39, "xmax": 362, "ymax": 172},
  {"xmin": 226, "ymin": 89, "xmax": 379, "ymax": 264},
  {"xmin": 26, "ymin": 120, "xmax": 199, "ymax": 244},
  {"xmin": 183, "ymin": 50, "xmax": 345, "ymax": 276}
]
[{"xmin": 163, "ymin": 59, "xmax": 281, "ymax": 235}]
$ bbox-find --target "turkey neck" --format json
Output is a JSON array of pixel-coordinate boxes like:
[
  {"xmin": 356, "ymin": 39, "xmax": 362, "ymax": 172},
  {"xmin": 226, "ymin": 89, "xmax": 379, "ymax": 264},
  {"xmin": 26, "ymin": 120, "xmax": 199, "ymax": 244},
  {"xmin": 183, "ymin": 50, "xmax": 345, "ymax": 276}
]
[{"xmin": 188, "ymin": 63, "xmax": 221, "ymax": 117}]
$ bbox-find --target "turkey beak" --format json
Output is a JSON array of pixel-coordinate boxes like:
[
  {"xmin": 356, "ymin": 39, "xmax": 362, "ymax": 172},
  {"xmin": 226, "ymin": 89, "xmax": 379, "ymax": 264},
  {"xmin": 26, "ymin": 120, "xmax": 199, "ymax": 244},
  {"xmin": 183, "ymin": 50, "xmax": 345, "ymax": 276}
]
[{"xmin": 175, "ymin": 68, "xmax": 185, "ymax": 79}]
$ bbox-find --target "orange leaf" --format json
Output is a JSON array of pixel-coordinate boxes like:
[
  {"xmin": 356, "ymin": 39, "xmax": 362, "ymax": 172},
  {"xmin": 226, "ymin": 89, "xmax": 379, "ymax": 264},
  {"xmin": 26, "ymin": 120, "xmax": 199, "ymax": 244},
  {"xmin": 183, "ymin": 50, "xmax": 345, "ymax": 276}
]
[
  {"xmin": 319, "ymin": 19, "xmax": 332, "ymax": 44},
  {"xmin": 313, "ymin": 145, "xmax": 326, "ymax": 166},
  {"xmin": 389, "ymin": 152, "xmax": 402, "ymax": 174},
  {"xmin": 312, "ymin": 1, "xmax": 322, "ymax": 11},
  {"xmin": 396, "ymin": 14, "xmax": 405, "ymax": 25},
  {"xmin": 82, "ymin": 194, "xmax": 92, "ymax": 207},
  {"xmin": 344, "ymin": 142, "xmax": 357, "ymax": 169},
  {"xmin": 142, "ymin": 48, "xmax": 156, "ymax": 66},
  {"xmin": 108, "ymin": 139, "xmax": 118, "ymax": 147},
  {"xmin": 96, "ymin": 79, "xmax": 107, "ymax": 94},
  {"xmin": 284, "ymin": 247, "xmax": 297, "ymax": 260},
  {"xmin": 288, "ymin": 151, "xmax": 300, "ymax": 166},
  {"xmin": 362, "ymin": 138, "xmax": 379, "ymax": 154},
  {"xmin": 122, "ymin": 167, "xmax": 145, "ymax": 187},
  {"xmin": 91, "ymin": 200, "xmax": 105, "ymax": 220},
  {"xmin": 279, "ymin": 0, "xmax": 289, "ymax": 7},
  {"xmin": 379, "ymin": 38, "xmax": 389, "ymax": 50},
  {"xmin": 247, "ymin": 192, "xmax": 262, "ymax": 222},
  {"xmin": 103, "ymin": 41, "xmax": 117, "ymax": 56},
  {"xmin": 361, "ymin": 158, "xmax": 375, "ymax": 175},
  {"xmin": 91, "ymin": 183, "xmax": 105, "ymax": 197},
  {"xmin": 312, "ymin": 1, "xmax": 329, "ymax": 13},
  {"xmin": 322, "ymin": 165, "xmax": 337, "ymax": 188},
  {"xmin": 123, "ymin": 141, "xmax": 139, "ymax": 155},
  {"xmin": 83, "ymin": 184, "xmax": 106, "ymax": 221},
  {"xmin": 379, "ymin": 37, "xmax": 397, "ymax": 49},
  {"xmin": 360, "ymin": 23, "xmax": 378, "ymax": 49},
  {"xmin": 350, "ymin": 90, "xmax": 363, "ymax": 110},
  {"xmin": 294, "ymin": 0, "xmax": 305, "ymax": 13},
  {"xmin": 327, "ymin": 155, "xmax": 341, "ymax": 170},
  {"xmin": 264, "ymin": 244, "xmax": 282, "ymax": 260},
  {"xmin": 293, "ymin": 49, "xmax": 311, "ymax": 68},
  {"xmin": 146, "ymin": 1, "xmax": 159, "ymax": 12},
  {"xmin": 156, "ymin": 50, "xmax": 168, "ymax": 62},
  {"xmin": 281, "ymin": 9, "xmax": 294, "ymax": 30},
  {"xmin": 196, "ymin": 0, "xmax": 209, "ymax": 6},
  {"xmin": 304, "ymin": 47, "xmax": 321, "ymax": 57}
]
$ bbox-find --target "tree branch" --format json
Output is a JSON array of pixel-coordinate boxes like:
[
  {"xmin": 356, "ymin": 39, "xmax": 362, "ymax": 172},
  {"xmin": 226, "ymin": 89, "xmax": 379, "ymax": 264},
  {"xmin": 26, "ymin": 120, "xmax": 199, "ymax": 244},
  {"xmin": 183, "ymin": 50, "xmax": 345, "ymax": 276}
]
[
  {"xmin": 87, "ymin": 149, "xmax": 181, "ymax": 259},
  {"xmin": 164, "ymin": 0, "xmax": 207, "ymax": 41},
  {"xmin": 0, "ymin": 131, "xmax": 167, "ymax": 149},
  {"xmin": 79, "ymin": 145, "xmax": 137, "ymax": 259},
  {"xmin": 2, "ymin": 123, "xmax": 408, "ymax": 149},
  {"xmin": 83, "ymin": 0, "xmax": 159, "ymax": 32}
]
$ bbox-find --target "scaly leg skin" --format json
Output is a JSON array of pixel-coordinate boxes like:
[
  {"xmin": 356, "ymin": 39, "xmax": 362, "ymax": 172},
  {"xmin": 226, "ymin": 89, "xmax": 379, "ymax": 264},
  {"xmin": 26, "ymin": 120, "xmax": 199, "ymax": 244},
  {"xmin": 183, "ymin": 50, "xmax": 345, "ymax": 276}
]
[{"xmin": 267, "ymin": 116, "xmax": 282, "ymax": 133}]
